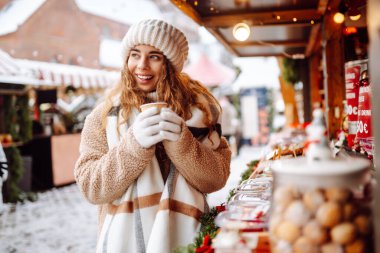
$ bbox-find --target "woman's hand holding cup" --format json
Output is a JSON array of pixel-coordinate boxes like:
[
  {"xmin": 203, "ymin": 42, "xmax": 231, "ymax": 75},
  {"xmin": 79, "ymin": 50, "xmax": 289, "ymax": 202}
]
[
  {"xmin": 159, "ymin": 108, "xmax": 183, "ymax": 142},
  {"xmin": 135, "ymin": 102, "xmax": 183, "ymax": 147},
  {"xmin": 133, "ymin": 103, "xmax": 168, "ymax": 148}
]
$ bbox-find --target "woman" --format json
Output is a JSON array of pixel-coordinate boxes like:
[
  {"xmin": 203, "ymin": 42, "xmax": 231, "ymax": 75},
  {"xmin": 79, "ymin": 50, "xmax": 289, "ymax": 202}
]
[
  {"xmin": 75, "ymin": 19, "xmax": 231, "ymax": 253},
  {"xmin": 0, "ymin": 143, "xmax": 8, "ymax": 207}
]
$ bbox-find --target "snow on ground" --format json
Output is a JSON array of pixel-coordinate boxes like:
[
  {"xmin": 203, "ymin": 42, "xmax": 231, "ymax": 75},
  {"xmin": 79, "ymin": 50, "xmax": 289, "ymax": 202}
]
[
  {"xmin": 207, "ymin": 145, "xmax": 264, "ymax": 207},
  {"xmin": 0, "ymin": 145, "xmax": 263, "ymax": 253},
  {"xmin": 0, "ymin": 185, "xmax": 97, "ymax": 253}
]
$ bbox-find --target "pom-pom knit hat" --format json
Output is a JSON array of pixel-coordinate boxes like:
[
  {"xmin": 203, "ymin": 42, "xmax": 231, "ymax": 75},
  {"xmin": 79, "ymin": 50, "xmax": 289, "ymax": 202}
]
[{"xmin": 121, "ymin": 19, "xmax": 189, "ymax": 72}]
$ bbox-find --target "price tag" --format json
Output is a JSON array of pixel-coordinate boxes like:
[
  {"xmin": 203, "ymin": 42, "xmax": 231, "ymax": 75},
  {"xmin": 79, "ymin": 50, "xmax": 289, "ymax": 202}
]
[{"xmin": 356, "ymin": 85, "xmax": 372, "ymax": 138}]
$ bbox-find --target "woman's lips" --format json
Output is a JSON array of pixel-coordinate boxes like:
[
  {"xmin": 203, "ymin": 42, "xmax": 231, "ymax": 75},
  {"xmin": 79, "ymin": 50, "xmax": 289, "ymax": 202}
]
[{"xmin": 136, "ymin": 74, "xmax": 153, "ymax": 82}]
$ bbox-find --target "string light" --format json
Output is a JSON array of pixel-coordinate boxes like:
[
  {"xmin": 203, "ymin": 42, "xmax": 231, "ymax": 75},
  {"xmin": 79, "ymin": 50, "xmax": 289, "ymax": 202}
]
[
  {"xmin": 194, "ymin": 1, "xmax": 198, "ymax": 6},
  {"xmin": 348, "ymin": 7, "xmax": 361, "ymax": 21},
  {"xmin": 333, "ymin": 0, "xmax": 347, "ymax": 24},
  {"xmin": 292, "ymin": 17, "xmax": 297, "ymax": 22},
  {"xmin": 209, "ymin": 0, "xmax": 217, "ymax": 13},
  {"xmin": 291, "ymin": 54, "xmax": 305, "ymax": 59},
  {"xmin": 310, "ymin": 20, "xmax": 315, "ymax": 25},
  {"xmin": 232, "ymin": 22, "xmax": 251, "ymax": 41},
  {"xmin": 333, "ymin": 12, "xmax": 345, "ymax": 24},
  {"xmin": 349, "ymin": 13, "xmax": 361, "ymax": 21}
]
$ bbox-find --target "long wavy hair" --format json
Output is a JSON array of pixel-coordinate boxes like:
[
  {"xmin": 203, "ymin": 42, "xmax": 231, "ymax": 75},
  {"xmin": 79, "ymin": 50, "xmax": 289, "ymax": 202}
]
[{"xmin": 101, "ymin": 57, "xmax": 221, "ymax": 134}]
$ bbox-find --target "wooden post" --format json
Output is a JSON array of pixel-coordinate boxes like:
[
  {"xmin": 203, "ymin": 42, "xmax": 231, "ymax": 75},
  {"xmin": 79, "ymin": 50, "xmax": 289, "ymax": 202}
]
[
  {"xmin": 300, "ymin": 60, "xmax": 311, "ymax": 123},
  {"xmin": 309, "ymin": 52, "xmax": 323, "ymax": 110},
  {"xmin": 368, "ymin": 0, "xmax": 380, "ymax": 250},
  {"xmin": 321, "ymin": 10, "xmax": 345, "ymax": 139},
  {"xmin": 278, "ymin": 76, "xmax": 299, "ymax": 126},
  {"xmin": 277, "ymin": 58, "xmax": 300, "ymax": 126}
]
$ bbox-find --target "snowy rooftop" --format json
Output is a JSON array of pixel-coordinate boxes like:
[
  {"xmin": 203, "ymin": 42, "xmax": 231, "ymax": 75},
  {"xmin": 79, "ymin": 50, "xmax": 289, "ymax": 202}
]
[
  {"xmin": 75, "ymin": 0, "xmax": 163, "ymax": 25},
  {"xmin": 0, "ymin": 0, "xmax": 46, "ymax": 36},
  {"xmin": 0, "ymin": 0, "xmax": 163, "ymax": 37}
]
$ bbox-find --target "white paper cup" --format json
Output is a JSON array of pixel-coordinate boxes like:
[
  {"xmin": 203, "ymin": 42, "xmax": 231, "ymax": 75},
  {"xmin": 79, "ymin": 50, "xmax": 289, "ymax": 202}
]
[{"xmin": 140, "ymin": 102, "xmax": 168, "ymax": 112}]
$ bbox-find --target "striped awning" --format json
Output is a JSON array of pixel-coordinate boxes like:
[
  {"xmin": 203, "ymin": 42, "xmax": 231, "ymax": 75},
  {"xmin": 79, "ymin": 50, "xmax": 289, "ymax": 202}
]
[
  {"xmin": 19, "ymin": 59, "xmax": 119, "ymax": 88},
  {"xmin": 0, "ymin": 49, "xmax": 39, "ymax": 85},
  {"xmin": 0, "ymin": 49, "xmax": 119, "ymax": 88}
]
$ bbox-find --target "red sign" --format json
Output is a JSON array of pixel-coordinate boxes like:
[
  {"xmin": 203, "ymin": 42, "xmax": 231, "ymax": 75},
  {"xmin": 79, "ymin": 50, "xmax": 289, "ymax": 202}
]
[
  {"xmin": 344, "ymin": 59, "xmax": 367, "ymax": 147},
  {"xmin": 357, "ymin": 84, "xmax": 372, "ymax": 139}
]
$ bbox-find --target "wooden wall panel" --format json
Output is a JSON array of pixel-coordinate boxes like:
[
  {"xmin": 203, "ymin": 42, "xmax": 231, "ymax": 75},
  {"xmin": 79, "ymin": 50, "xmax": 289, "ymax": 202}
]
[
  {"xmin": 309, "ymin": 52, "xmax": 323, "ymax": 109},
  {"xmin": 51, "ymin": 134, "xmax": 80, "ymax": 186},
  {"xmin": 322, "ymin": 11, "xmax": 345, "ymax": 139}
]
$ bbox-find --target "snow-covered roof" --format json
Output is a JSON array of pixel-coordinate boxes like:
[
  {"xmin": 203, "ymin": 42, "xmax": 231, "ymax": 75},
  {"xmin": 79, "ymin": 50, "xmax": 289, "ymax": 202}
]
[
  {"xmin": 0, "ymin": 0, "xmax": 164, "ymax": 36},
  {"xmin": 75, "ymin": 0, "xmax": 163, "ymax": 25},
  {"xmin": 0, "ymin": 0, "xmax": 46, "ymax": 36},
  {"xmin": 99, "ymin": 38, "xmax": 123, "ymax": 69}
]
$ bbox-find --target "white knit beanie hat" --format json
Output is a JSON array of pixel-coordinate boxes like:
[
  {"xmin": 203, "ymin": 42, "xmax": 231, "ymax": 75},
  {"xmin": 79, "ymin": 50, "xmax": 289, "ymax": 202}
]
[{"xmin": 121, "ymin": 19, "xmax": 189, "ymax": 72}]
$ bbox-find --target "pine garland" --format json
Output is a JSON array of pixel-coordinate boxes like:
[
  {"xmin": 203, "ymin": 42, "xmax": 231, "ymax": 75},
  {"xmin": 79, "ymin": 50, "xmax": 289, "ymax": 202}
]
[
  {"xmin": 239, "ymin": 159, "xmax": 260, "ymax": 184},
  {"xmin": 3, "ymin": 94, "xmax": 35, "ymax": 203},
  {"xmin": 174, "ymin": 159, "xmax": 261, "ymax": 253},
  {"xmin": 4, "ymin": 95, "xmax": 18, "ymax": 140},
  {"xmin": 282, "ymin": 58, "xmax": 301, "ymax": 84},
  {"xmin": 194, "ymin": 207, "xmax": 220, "ymax": 248},
  {"xmin": 3, "ymin": 146, "xmax": 23, "ymax": 203},
  {"xmin": 16, "ymin": 95, "xmax": 32, "ymax": 142},
  {"xmin": 173, "ymin": 207, "xmax": 221, "ymax": 253}
]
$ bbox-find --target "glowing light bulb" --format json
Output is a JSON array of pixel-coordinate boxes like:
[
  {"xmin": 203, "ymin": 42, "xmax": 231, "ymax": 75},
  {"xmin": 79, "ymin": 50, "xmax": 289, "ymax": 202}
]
[
  {"xmin": 333, "ymin": 12, "xmax": 345, "ymax": 24},
  {"xmin": 348, "ymin": 8, "xmax": 361, "ymax": 21},
  {"xmin": 349, "ymin": 14, "xmax": 361, "ymax": 21},
  {"xmin": 233, "ymin": 23, "xmax": 250, "ymax": 41}
]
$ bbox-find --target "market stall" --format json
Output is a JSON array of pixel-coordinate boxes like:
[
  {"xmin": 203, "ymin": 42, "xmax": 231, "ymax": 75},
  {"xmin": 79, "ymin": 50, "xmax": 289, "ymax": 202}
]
[
  {"xmin": 176, "ymin": 109, "xmax": 374, "ymax": 252},
  {"xmin": 169, "ymin": 0, "xmax": 378, "ymax": 252},
  {"xmin": 0, "ymin": 49, "xmax": 119, "ymax": 198}
]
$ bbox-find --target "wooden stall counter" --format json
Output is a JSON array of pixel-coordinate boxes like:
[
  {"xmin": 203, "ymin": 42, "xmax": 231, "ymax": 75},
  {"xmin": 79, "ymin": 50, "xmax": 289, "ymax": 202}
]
[
  {"xmin": 20, "ymin": 133, "xmax": 81, "ymax": 190},
  {"xmin": 51, "ymin": 133, "xmax": 80, "ymax": 186}
]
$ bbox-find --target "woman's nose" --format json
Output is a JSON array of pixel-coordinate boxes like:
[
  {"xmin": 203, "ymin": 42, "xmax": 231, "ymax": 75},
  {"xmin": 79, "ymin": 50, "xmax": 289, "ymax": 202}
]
[{"xmin": 137, "ymin": 57, "xmax": 149, "ymax": 69}]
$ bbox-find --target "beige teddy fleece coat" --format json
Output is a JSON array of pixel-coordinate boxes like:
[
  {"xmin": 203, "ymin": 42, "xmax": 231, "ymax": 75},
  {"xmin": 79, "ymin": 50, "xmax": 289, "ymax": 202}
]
[{"xmin": 74, "ymin": 102, "xmax": 231, "ymax": 230}]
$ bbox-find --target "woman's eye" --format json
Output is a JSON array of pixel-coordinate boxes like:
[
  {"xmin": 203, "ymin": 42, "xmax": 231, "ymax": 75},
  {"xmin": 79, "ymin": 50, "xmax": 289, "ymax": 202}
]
[
  {"xmin": 130, "ymin": 53, "xmax": 139, "ymax": 58},
  {"xmin": 150, "ymin": 55, "xmax": 161, "ymax": 60}
]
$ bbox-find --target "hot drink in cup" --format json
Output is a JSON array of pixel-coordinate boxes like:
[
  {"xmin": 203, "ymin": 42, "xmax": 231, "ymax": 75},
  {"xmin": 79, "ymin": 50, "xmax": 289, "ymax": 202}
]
[{"xmin": 140, "ymin": 102, "xmax": 168, "ymax": 112}]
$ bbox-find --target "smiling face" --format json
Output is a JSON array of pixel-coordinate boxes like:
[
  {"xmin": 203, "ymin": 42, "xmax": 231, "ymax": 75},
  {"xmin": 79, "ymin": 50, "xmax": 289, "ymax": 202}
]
[{"xmin": 127, "ymin": 45, "xmax": 165, "ymax": 92}]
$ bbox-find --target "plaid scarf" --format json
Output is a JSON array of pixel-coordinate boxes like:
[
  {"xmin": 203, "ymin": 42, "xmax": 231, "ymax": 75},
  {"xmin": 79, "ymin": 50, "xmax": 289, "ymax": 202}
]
[{"xmin": 97, "ymin": 105, "xmax": 219, "ymax": 253}]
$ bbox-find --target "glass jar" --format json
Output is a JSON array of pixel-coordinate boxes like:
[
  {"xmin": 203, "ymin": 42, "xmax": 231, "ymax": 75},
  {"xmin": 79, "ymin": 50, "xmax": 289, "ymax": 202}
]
[
  {"xmin": 215, "ymin": 203, "xmax": 269, "ymax": 232},
  {"xmin": 229, "ymin": 192, "xmax": 269, "ymax": 203},
  {"xmin": 269, "ymin": 156, "xmax": 373, "ymax": 253},
  {"xmin": 235, "ymin": 178, "xmax": 272, "ymax": 198},
  {"xmin": 213, "ymin": 201, "xmax": 271, "ymax": 253}
]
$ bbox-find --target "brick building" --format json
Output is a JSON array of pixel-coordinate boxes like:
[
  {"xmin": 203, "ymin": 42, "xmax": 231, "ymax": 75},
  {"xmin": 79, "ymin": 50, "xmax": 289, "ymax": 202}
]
[{"xmin": 0, "ymin": 0, "xmax": 130, "ymax": 70}]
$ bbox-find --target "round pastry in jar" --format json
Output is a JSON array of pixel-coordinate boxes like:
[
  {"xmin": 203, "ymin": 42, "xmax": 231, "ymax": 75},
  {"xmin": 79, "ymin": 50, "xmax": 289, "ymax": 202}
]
[{"xmin": 269, "ymin": 155, "xmax": 372, "ymax": 253}]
